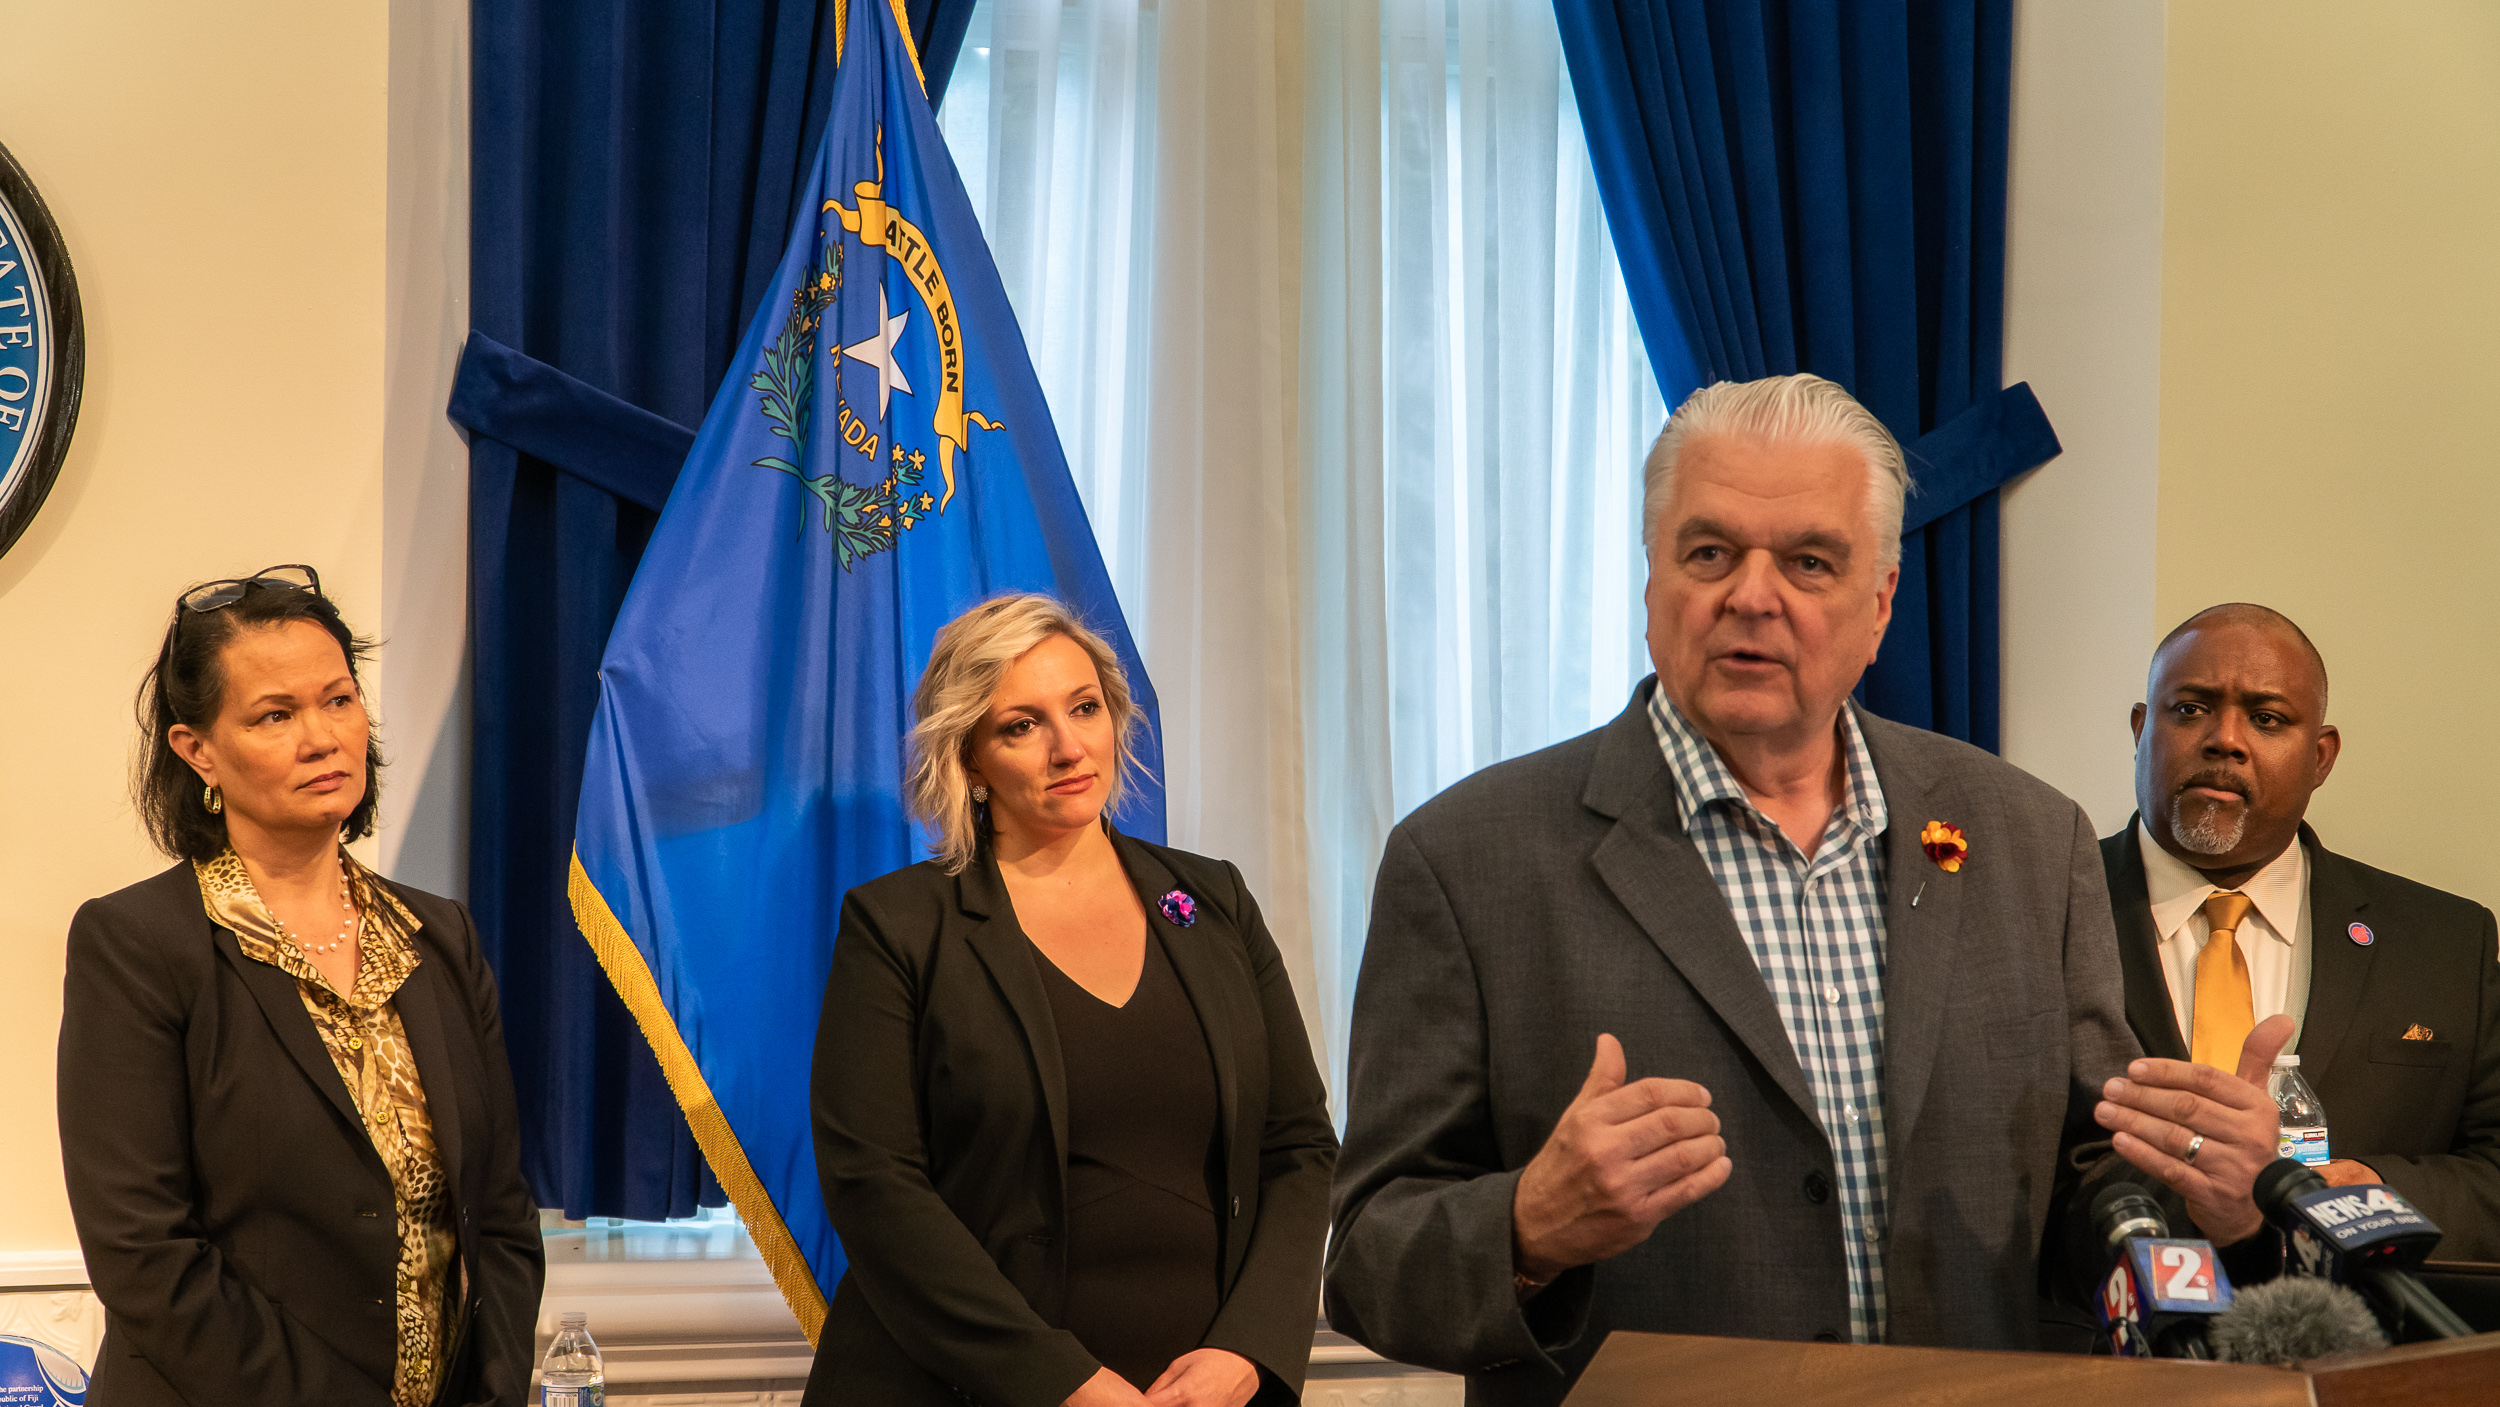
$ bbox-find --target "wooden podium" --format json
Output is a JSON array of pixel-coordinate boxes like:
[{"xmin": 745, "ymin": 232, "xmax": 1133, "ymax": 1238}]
[
  {"xmin": 1559, "ymin": 1329, "xmax": 2500, "ymax": 1406},
  {"xmin": 2419, "ymin": 1260, "xmax": 2500, "ymax": 1332}
]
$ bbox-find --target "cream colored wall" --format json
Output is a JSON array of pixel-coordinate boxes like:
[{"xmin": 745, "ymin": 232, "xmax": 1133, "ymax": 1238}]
[
  {"xmin": 2159, "ymin": 2, "xmax": 2500, "ymax": 916},
  {"xmin": 380, "ymin": 0, "xmax": 474, "ymax": 899},
  {"xmin": 0, "ymin": 2, "xmax": 390, "ymax": 1251},
  {"xmin": 2000, "ymin": 0, "xmax": 2166, "ymax": 835}
]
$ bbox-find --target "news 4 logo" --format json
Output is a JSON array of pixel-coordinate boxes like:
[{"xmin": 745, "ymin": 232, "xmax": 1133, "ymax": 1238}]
[
  {"xmin": 0, "ymin": 1333, "xmax": 87, "ymax": 1405},
  {"xmin": 2293, "ymin": 1185, "xmax": 2435, "ymax": 1252},
  {"xmin": 2132, "ymin": 1238, "xmax": 2232, "ymax": 1315},
  {"xmin": 2292, "ymin": 1224, "xmax": 2333, "ymax": 1278},
  {"xmin": 2287, "ymin": 1182, "xmax": 2443, "ymax": 1281}
]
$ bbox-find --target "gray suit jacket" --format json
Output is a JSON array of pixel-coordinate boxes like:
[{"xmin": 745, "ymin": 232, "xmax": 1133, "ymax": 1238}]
[{"xmin": 1324, "ymin": 682, "xmax": 2142, "ymax": 1403}]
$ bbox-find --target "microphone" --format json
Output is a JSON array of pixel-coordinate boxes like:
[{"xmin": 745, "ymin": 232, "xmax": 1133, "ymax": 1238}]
[
  {"xmin": 2253, "ymin": 1157, "xmax": 2474, "ymax": 1341},
  {"xmin": 2088, "ymin": 1183, "xmax": 2233, "ymax": 1358},
  {"xmin": 2205, "ymin": 1277, "xmax": 2389, "ymax": 1365}
]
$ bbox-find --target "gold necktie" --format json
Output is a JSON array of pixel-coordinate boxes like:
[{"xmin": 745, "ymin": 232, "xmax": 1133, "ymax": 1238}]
[{"xmin": 2190, "ymin": 891, "xmax": 2257, "ymax": 1069}]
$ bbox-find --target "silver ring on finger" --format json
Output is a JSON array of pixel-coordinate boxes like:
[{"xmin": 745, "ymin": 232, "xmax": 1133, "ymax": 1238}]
[{"xmin": 2182, "ymin": 1133, "xmax": 2206, "ymax": 1166}]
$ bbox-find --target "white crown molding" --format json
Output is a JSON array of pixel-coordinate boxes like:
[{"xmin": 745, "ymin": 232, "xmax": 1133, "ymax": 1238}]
[{"xmin": 0, "ymin": 1253, "xmax": 88, "ymax": 1290}]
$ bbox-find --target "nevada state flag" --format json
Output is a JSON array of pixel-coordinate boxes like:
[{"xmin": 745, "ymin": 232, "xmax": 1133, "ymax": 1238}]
[{"xmin": 569, "ymin": 0, "xmax": 1164, "ymax": 1337}]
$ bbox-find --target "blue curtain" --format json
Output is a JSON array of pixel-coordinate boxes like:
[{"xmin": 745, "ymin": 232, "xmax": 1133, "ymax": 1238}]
[
  {"xmin": 1553, "ymin": 0, "xmax": 2058, "ymax": 750},
  {"xmin": 454, "ymin": 0, "xmax": 978, "ymax": 1221}
]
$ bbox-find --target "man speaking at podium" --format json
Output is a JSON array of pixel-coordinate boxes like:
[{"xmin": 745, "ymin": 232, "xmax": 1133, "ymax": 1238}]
[
  {"xmin": 2105, "ymin": 604, "xmax": 2500, "ymax": 1257},
  {"xmin": 1324, "ymin": 375, "xmax": 2287, "ymax": 1404}
]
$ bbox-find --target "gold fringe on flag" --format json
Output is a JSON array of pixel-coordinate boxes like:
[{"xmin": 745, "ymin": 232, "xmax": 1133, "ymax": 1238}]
[
  {"xmin": 568, "ymin": 851, "xmax": 831, "ymax": 1344},
  {"xmin": 831, "ymin": 0, "xmax": 931, "ymax": 95}
]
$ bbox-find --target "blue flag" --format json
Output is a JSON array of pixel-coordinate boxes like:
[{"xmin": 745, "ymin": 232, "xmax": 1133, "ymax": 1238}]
[{"xmin": 569, "ymin": 0, "xmax": 1165, "ymax": 1336}]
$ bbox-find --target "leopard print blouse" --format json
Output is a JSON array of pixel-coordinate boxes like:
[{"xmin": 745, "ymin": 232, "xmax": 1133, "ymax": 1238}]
[{"xmin": 194, "ymin": 849, "xmax": 458, "ymax": 1407}]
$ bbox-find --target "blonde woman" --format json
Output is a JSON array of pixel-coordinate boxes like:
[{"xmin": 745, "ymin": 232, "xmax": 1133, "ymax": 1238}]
[{"xmin": 802, "ymin": 595, "xmax": 1336, "ymax": 1407}]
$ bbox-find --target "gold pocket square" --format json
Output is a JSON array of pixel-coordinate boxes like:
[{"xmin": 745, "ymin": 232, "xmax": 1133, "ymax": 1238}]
[{"xmin": 2402, "ymin": 1023, "xmax": 2437, "ymax": 1041}]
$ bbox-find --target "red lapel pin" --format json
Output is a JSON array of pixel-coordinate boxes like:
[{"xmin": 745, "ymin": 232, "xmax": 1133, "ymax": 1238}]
[{"xmin": 2348, "ymin": 922, "xmax": 2374, "ymax": 947}]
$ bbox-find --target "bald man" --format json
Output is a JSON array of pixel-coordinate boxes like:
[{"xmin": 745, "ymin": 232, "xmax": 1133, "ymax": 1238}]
[{"xmin": 2105, "ymin": 604, "xmax": 2500, "ymax": 1258}]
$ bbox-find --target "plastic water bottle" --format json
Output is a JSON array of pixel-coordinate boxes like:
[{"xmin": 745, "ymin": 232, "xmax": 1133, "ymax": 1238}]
[
  {"xmin": 2269, "ymin": 1054, "xmax": 2331, "ymax": 1167},
  {"xmin": 541, "ymin": 1311, "xmax": 604, "ymax": 1407}
]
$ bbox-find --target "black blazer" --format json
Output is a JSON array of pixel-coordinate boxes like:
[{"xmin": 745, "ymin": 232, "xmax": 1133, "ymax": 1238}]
[
  {"xmin": 803, "ymin": 829, "xmax": 1337, "ymax": 1407},
  {"xmin": 58, "ymin": 862, "xmax": 545, "ymax": 1406},
  {"xmin": 2102, "ymin": 821, "xmax": 2500, "ymax": 1258}
]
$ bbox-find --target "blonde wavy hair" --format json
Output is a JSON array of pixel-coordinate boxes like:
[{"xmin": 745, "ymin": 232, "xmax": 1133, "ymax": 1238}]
[{"xmin": 907, "ymin": 593, "xmax": 1147, "ymax": 872}]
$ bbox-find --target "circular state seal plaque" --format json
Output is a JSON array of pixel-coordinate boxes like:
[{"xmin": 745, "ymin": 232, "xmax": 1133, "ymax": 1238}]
[{"xmin": 0, "ymin": 139, "xmax": 83, "ymax": 563}]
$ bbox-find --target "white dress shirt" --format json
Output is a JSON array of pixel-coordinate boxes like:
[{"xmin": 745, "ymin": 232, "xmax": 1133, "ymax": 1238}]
[{"xmin": 2139, "ymin": 821, "xmax": 2315, "ymax": 1054}]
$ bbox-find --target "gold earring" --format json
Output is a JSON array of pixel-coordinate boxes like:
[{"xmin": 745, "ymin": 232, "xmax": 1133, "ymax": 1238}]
[
  {"xmin": 204, "ymin": 784, "xmax": 223, "ymax": 815},
  {"xmin": 970, "ymin": 784, "xmax": 989, "ymax": 803}
]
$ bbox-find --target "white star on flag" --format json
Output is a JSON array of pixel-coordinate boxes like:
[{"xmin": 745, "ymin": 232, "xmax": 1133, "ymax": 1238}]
[{"xmin": 841, "ymin": 286, "xmax": 914, "ymax": 418}]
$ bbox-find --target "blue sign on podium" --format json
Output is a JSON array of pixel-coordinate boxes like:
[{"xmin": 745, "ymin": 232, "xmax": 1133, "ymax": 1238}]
[{"xmin": 0, "ymin": 1334, "xmax": 87, "ymax": 1406}]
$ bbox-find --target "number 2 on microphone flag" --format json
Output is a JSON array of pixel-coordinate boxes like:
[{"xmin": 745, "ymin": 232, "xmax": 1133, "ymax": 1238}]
[{"xmin": 567, "ymin": 0, "xmax": 1165, "ymax": 1342}]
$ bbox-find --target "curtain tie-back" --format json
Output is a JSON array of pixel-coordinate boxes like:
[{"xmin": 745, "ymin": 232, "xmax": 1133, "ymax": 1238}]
[
  {"xmin": 447, "ymin": 332, "xmax": 693, "ymax": 514},
  {"xmin": 1900, "ymin": 382, "xmax": 2061, "ymax": 536}
]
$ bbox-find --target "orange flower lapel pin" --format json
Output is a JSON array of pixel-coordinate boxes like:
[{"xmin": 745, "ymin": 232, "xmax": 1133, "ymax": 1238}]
[{"xmin": 1920, "ymin": 820, "xmax": 1969, "ymax": 874}]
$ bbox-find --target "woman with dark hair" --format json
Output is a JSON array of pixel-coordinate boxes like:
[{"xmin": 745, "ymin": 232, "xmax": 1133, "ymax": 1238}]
[
  {"xmin": 58, "ymin": 565, "xmax": 543, "ymax": 1406},
  {"xmin": 803, "ymin": 594, "xmax": 1336, "ymax": 1407}
]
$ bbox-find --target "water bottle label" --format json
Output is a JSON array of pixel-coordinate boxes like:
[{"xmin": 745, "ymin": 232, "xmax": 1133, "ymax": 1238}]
[
  {"xmin": 2279, "ymin": 1126, "xmax": 2331, "ymax": 1166},
  {"xmin": 544, "ymin": 1388, "xmax": 604, "ymax": 1407}
]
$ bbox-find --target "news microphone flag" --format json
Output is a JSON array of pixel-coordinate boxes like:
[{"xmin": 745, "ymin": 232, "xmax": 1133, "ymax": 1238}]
[
  {"xmin": 568, "ymin": 0, "xmax": 1164, "ymax": 1340},
  {"xmin": 2089, "ymin": 1184, "xmax": 2231, "ymax": 1358},
  {"xmin": 2256, "ymin": 1157, "xmax": 2474, "ymax": 1341},
  {"xmin": 2259, "ymin": 1158, "xmax": 2446, "ymax": 1281},
  {"xmin": 2097, "ymin": 1237, "xmax": 2233, "ymax": 1357}
]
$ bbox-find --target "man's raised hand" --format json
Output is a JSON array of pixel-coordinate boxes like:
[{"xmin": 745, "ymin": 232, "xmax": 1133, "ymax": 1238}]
[
  {"xmin": 2097, "ymin": 1014, "xmax": 2295, "ymax": 1245},
  {"xmin": 1510, "ymin": 1034, "xmax": 1732, "ymax": 1285}
]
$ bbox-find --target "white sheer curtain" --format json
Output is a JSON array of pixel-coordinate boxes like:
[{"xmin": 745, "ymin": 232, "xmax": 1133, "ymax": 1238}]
[
  {"xmin": 1301, "ymin": 0, "xmax": 1664, "ymax": 1092},
  {"xmin": 942, "ymin": 0, "xmax": 1324, "ymax": 1051},
  {"xmin": 941, "ymin": 0, "xmax": 1662, "ymax": 1098},
  {"xmin": 938, "ymin": 1, "xmax": 1162, "ymax": 603},
  {"xmin": 1371, "ymin": 0, "xmax": 1658, "ymax": 807}
]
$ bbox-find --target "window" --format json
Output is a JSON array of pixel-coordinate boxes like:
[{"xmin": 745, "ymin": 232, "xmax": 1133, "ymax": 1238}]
[{"xmin": 939, "ymin": 0, "xmax": 1664, "ymax": 1084}]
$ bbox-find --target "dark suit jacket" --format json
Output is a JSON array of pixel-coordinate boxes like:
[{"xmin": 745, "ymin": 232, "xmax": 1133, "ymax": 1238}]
[
  {"xmin": 1325, "ymin": 683, "xmax": 2144, "ymax": 1405},
  {"xmin": 58, "ymin": 862, "xmax": 545, "ymax": 1407},
  {"xmin": 2102, "ymin": 820, "xmax": 2500, "ymax": 1258},
  {"xmin": 802, "ymin": 829, "xmax": 1337, "ymax": 1407}
]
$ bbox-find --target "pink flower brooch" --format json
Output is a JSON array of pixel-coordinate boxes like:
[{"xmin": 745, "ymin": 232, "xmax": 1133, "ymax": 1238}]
[{"xmin": 1159, "ymin": 890, "xmax": 1198, "ymax": 927}]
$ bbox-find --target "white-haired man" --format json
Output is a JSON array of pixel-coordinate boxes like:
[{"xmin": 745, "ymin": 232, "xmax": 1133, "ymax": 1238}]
[{"xmin": 1324, "ymin": 374, "xmax": 2287, "ymax": 1403}]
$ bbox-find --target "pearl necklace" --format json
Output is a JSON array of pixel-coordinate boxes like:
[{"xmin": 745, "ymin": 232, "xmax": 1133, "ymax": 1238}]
[{"xmin": 274, "ymin": 880, "xmax": 360, "ymax": 956}]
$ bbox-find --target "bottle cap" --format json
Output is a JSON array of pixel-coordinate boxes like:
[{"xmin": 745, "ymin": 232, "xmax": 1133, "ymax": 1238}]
[
  {"xmin": 560, "ymin": 1310, "xmax": 587, "ymax": 1328},
  {"xmin": 2273, "ymin": 1054, "xmax": 2300, "ymax": 1067}
]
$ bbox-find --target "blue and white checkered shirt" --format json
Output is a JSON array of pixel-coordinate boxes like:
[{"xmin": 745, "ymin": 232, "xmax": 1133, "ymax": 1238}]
[{"xmin": 1649, "ymin": 687, "xmax": 1893, "ymax": 1343}]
